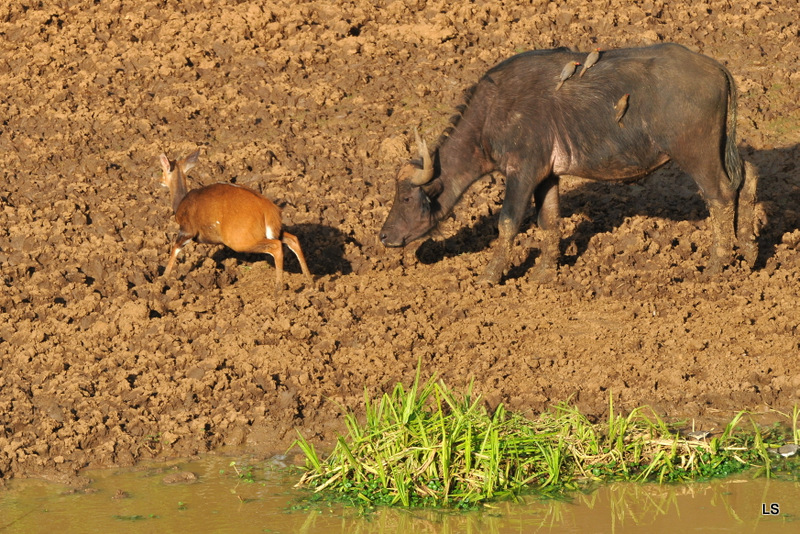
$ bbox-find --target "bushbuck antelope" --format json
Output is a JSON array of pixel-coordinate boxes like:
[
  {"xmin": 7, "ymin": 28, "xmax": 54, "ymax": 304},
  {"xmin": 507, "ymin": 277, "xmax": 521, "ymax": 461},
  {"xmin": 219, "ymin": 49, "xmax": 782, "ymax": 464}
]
[{"xmin": 160, "ymin": 150, "xmax": 312, "ymax": 292}]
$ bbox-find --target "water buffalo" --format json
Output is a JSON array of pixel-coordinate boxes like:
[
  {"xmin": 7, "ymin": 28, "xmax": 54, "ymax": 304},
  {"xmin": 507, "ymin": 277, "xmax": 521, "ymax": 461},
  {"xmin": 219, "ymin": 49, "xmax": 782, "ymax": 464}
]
[{"xmin": 379, "ymin": 43, "xmax": 758, "ymax": 283}]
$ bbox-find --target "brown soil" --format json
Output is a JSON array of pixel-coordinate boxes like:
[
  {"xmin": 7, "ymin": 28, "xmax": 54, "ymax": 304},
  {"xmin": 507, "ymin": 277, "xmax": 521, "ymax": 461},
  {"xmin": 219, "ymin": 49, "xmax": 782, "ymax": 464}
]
[{"xmin": 1, "ymin": 0, "xmax": 799, "ymax": 484}]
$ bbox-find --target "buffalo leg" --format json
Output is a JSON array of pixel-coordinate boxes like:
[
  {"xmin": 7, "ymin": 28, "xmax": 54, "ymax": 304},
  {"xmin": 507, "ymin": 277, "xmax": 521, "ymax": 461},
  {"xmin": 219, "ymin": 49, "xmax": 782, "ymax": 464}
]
[
  {"xmin": 706, "ymin": 199, "xmax": 735, "ymax": 275},
  {"xmin": 675, "ymin": 147, "xmax": 737, "ymax": 275},
  {"xmin": 479, "ymin": 173, "xmax": 538, "ymax": 284},
  {"xmin": 736, "ymin": 161, "xmax": 759, "ymax": 267},
  {"xmin": 693, "ymin": 165, "xmax": 737, "ymax": 275},
  {"xmin": 533, "ymin": 174, "xmax": 561, "ymax": 276}
]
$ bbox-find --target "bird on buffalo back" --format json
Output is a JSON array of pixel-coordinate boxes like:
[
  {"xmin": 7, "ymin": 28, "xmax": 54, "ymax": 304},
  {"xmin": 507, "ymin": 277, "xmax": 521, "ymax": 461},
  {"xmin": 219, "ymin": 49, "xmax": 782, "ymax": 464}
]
[
  {"xmin": 614, "ymin": 93, "xmax": 630, "ymax": 126},
  {"xmin": 555, "ymin": 61, "xmax": 581, "ymax": 90},
  {"xmin": 579, "ymin": 48, "xmax": 601, "ymax": 77}
]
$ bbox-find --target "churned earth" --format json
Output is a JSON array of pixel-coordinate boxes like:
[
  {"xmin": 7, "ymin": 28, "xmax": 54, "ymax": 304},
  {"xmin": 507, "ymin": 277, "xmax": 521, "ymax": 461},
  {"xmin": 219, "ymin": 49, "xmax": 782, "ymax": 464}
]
[{"xmin": 1, "ymin": 0, "xmax": 799, "ymax": 484}]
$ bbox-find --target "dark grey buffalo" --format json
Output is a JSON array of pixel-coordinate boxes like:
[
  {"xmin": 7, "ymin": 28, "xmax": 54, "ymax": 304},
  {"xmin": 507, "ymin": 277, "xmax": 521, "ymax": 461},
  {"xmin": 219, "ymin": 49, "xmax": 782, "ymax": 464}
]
[{"xmin": 379, "ymin": 43, "xmax": 758, "ymax": 283}]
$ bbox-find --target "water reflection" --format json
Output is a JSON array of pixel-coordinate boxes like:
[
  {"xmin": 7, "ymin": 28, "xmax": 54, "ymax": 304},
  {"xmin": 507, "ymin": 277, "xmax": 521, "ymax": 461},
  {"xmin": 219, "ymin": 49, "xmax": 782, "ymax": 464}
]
[{"xmin": 0, "ymin": 456, "xmax": 798, "ymax": 533}]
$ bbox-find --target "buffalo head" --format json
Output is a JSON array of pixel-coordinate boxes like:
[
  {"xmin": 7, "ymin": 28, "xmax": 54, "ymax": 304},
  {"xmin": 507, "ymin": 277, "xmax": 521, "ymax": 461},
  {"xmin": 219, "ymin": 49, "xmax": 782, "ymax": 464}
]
[{"xmin": 379, "ymin": 130, "xmax": 444, "ymax": 247}]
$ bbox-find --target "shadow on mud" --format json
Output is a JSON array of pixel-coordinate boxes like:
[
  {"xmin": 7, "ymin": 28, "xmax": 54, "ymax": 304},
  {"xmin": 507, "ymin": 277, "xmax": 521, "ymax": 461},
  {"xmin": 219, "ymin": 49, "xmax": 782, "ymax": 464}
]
[
  {"xmin": 414, "ymin": 145, "xmax": 799, "ymax": 277},
  {"xmin": 206, "ymin": 223, "xmax": 355, "ymax": 277},
  {"xmin": 292, "ymin": 223, "xmax": 357, "ymax": 276}
]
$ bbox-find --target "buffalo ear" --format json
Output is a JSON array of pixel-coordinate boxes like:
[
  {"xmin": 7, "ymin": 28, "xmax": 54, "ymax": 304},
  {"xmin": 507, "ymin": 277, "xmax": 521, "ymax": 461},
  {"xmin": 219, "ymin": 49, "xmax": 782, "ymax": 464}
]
[{"xmin": 422, "ymin": 179, "xmax": 443, "ymax": 198}]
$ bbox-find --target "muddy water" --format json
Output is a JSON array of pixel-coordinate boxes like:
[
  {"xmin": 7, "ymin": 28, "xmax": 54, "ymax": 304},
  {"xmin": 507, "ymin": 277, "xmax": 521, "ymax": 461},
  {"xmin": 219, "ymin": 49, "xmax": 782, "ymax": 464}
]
[{"xmin": 1, "ymin": 456, "xmax": 798, "ymax": 534}]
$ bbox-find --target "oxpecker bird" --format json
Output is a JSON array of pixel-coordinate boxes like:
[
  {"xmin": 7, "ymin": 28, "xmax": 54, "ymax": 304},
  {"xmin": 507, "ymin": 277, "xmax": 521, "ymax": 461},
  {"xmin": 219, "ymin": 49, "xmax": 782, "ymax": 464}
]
[
  {"xmin": 614, "ymin": 93, "xmax": 630, "ymax": 126},
  {"xmin": 579, "ymin": 48, "xmax": 601, "ymax": 77},
  {"xmin": 555, "ymin": 61, "xmax": 581, "ymax": 91}
]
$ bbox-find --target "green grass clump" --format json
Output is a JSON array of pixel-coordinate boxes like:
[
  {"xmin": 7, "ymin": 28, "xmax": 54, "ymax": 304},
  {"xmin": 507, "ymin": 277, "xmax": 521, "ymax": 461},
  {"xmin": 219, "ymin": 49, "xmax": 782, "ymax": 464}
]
[{"xmin": 293, "ymin": 371, "xmax": 785, "ymax": 509}]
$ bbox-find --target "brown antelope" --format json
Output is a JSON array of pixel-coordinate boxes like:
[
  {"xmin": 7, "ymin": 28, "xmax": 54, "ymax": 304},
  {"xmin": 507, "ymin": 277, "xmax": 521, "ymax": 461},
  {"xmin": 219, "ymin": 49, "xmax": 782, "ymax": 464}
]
[{"xmin": 159, "ymin": 150, "xmax": 312, "ymax": 292}]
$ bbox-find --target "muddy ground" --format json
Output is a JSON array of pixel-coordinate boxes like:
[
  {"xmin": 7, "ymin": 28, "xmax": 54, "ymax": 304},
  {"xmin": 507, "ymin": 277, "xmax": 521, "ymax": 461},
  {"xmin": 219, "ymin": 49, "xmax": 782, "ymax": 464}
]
[{"xmin": 1, "ymin": 0, "xmax": 799, "ymax": 483}]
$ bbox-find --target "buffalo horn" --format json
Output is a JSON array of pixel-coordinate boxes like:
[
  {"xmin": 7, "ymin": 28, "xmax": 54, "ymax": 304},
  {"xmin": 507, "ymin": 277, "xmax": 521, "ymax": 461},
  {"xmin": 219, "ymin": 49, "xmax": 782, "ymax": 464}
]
[{"xmin": 410, "ymin": 128, "xmax": 434, "ymax": 185}]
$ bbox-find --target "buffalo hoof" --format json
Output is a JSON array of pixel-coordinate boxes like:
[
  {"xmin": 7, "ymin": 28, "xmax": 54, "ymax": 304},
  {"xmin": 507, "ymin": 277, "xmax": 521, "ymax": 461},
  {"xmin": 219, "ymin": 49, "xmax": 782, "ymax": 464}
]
[
  {"xmin": 476, "ymin": 269, "xmax": 503, "ymax": 285},
  {"xmin": 702, "ymin": 253, "xmax": 733, "ymax": 279},
  {"xmin": 478, "ymin": 254, "xmax": 508, "ymax": 285},
  {"xmin": 530, "ymin": 263, "xmax": 557, "ymax": 283},
  {"xmin": 739, "ymin": 241, "xmax": 758, "ymax": 269},
  {"xmin": 530, "ymin": 261, "xmax": 558, "ymax": 284}
]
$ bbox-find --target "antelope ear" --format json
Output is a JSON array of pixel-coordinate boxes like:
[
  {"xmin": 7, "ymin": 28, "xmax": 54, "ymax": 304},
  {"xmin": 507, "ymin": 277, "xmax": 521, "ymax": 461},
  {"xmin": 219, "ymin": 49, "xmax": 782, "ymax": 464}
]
[
  {"xmin": 182, "ymin": 150, "xmax": 200, "ymax": 172},
  {"xmin": 422, "ymin": 178, "xmax": 443, "ymax": 199},
  {"xmin": 159, "ymin": 154, "xmax": 172, "ymax": 173}
]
